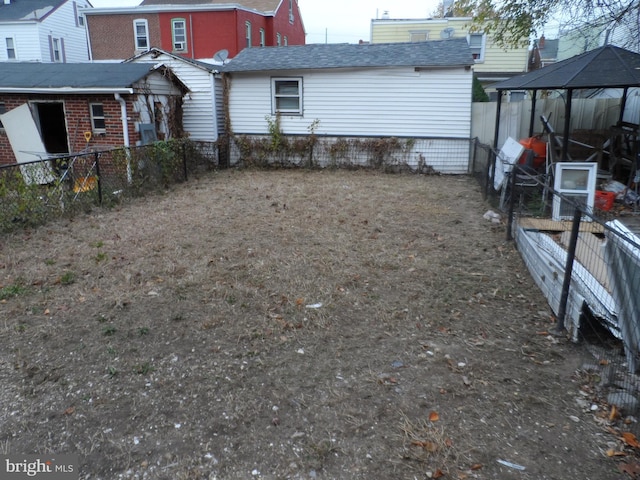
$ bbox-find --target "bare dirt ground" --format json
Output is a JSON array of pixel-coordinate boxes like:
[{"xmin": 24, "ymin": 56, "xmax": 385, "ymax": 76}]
[{"xmin": 0, "ymin": 170, "xmax": 631, "ymax": 479}]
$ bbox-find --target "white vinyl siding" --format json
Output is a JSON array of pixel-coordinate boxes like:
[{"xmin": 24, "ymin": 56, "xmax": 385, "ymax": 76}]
[
  {"xmin": 39, "ymin": 0, "xmax": 91, "ymax": 62},
  {"xmin": 229, "ymin": 67, "xmax": 472, "ymax": 138},
  {"xmin": 127, "ymin": 51, "xmax": 221, "ymax": 141}
]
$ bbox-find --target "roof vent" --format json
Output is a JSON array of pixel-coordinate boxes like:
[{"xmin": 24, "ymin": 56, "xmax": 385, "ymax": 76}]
[{"xmin": 381, "ymin": 10, "xmax": 390, "ymax": 19}]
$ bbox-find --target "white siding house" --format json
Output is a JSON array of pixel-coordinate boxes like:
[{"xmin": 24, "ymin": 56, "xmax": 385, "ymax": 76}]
[
  {"xmin": 0, "ymin": 0, "xmax": 91, "ymax": 63},
  {"xmin": 222, "ymin": 40, "xmax": 475, "ymax": 173},
  {"xmin": 126, "ymin": 48, "xmax": 223, "ymax": 142}
]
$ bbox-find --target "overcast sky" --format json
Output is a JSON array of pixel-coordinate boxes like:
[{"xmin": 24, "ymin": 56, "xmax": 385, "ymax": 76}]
[{"xmin": 89, "ymin": 0, "xmax": 443, "ymax": 44}]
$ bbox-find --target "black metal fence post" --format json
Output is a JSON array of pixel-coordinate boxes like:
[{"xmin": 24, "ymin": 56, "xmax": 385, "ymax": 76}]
[
  {"xmin": 555, "ymin": 206, "xmax": 582, "ymax": 334},
  {"xmin": 182, "ymin": 141, "xmax": 188, "ymax": 181},
  {"xmin": 94, "ymin": 152, "xmax": 103, "ymax": 205},
  {"xmin": 506, "ymin": 165, "xmax": 517, "ymax": 241}
]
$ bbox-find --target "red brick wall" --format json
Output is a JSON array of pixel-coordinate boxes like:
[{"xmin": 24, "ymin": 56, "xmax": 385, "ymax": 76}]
[
  {"xmin": 0, "ymin": 94, "xmax": 141, "ymax": 165},
  {"xmin": 87, "ymin": 13, "xmax": 161, "ymax": 60}
]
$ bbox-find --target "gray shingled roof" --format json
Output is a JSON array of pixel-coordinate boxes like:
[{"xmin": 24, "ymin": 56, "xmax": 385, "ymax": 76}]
[
  {"xmin": 0, "ymin": 63, "xmax": 161, "ymax": 89},
  {"xmin": 0, "ymin": 0, "xmax": 66, "ymax": 22},
  {"xmin": 492, "ymin": 45, "xmax": 640, "ymax": 90},
  {"xmin": 221, "ymin": 38, "xmax": 474, "ymax": 73}
]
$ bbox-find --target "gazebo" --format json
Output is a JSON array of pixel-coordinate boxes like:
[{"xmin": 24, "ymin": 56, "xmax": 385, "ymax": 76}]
[{"xmin": 491, "ymin": 45, "xmax": 640, "ymax": 162}]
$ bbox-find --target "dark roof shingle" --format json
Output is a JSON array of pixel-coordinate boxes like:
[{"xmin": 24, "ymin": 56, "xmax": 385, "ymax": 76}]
[
  {"xmin": 0, "ymin": 0, "xmax": 66, "ymax": 22},
  {"xmin": 222, "ymin": 38, "xmax": 474, "ymax": 73},
  {"xmin": 492, "ymin": 45, "xmax": 640, "ymax": 90},
  {"xmin": 0, "ymin": 63, "xmax": 158, "ymax": 89}
]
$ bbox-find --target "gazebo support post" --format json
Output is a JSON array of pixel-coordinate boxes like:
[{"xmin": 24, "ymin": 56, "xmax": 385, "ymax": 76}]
[
  {"xmin": 528, "ymin": 89, "xmax": 538, "ymax": 137},
  {"xmin": 562, "ymin": 89, "xmax": 573, "ymax": 161}
]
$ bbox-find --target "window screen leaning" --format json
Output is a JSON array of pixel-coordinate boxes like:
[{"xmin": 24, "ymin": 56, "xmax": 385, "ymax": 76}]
[{"xmin": 272, "ymin": 78, "xmax": 302, "ymax": 115}]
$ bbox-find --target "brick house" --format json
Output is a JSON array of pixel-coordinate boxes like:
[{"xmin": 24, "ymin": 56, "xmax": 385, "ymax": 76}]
[
  {"xmin": 0, "ymin": 63, "xmax": 187, "ymax": 166},
  {"xmin": 83, "ymin": 0, "xmax": 306, "ymax": 62}
]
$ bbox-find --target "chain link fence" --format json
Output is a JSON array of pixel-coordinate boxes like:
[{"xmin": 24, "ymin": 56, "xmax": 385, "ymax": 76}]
[
  {"xmin": 0, "ymin": 139, "xmax": 220, "ymax": 233},
  {"xmin": 471, "ymin": 138, "xmax": 640, "ymax": 437}
]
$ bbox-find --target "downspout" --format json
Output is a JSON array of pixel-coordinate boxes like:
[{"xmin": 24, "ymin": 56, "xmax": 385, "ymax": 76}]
[{"xmin": 114, "ymin": 93, "xmax": 132, "ymax": 183}]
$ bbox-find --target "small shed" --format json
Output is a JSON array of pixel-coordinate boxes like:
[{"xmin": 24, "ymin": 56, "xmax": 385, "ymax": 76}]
[
  {"xmin": 222, "ymin": 39, "xmax": 475, "ymax": 173},
  {"xmin": 0, "ymin": 62, "xmax": 188, "ymax": 166},
  {"xmin": 126, "ymin": 48, "xmax": 223, "ymax": 142}
]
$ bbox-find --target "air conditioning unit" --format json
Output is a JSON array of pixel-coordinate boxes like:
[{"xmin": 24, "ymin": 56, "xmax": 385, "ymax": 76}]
[{"xmin": 174, "ymin": 41, "xmax": 185, "ymax": 51}]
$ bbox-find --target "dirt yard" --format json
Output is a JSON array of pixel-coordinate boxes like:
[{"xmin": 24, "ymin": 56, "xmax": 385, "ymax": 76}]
[{"xmin": 0, "ymin": 170, "xmax": 631, "ymax": 479}]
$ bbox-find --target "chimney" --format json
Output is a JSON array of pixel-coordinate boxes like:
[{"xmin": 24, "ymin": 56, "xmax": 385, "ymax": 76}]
[{"xmin": 539, "ymin": 34, "xmax": 545, "ymax": 49}]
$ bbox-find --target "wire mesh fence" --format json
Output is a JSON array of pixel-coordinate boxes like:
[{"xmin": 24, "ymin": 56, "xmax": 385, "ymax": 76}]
[
  {"xmin": 230, "ymin": 135, "xmax": 473, "ymax": 174},
  {"xmin": 0, "ymin": 139, "xmax": 220, "ymax": 233},
  {"xmin": 470, "ymin": 138, "xmax": 640, "ymax": 437}
]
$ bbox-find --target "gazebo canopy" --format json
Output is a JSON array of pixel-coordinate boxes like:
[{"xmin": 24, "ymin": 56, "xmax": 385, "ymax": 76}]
[
  {"xmin": 492, "ymin": 45, "xmax": 640, "ymax": 91},
  {"xmin": 490, "ymin": 45, "xmax": 640, "ymax": 160}
]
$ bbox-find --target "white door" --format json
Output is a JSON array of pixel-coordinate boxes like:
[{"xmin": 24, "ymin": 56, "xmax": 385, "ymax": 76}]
[{"xmin": 0, "ymin": 103, "xmax": 56, "ymax": 184}]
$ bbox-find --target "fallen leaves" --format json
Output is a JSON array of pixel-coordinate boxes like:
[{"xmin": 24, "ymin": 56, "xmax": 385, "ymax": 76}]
[
  {"xmin": 621, "ymin": 432, "xmax": 640, "ymax": 449},
  {"xmin": 429, "ymin": 411, "xmax": 440, "ymax": 422}
]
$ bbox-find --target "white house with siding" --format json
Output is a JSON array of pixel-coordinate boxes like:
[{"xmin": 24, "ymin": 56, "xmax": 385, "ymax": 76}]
[
  {"xmin": 126, "ymin": 48, "xmax": 223, "ymax": 142},
  {"xmin": 0, "ymin": 0, "xmax": 91, "ymax": 63},
  {"xmin": 222, "ymin": 39, "xmax": 475, "ymax": 173}
]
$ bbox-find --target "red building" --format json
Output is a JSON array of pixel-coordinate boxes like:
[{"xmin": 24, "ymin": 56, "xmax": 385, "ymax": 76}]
[{"xmin": 84, "ymin": 0, "xmax": 306, "ymax": 61}]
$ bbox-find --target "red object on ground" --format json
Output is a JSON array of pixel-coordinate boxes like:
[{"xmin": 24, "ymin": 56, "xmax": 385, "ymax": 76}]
[
  {"xmin": 595, "ymin": 190, "xmax": 616, "ymax": 211},
  {"xmin": 518, "ymin": 137, "xmax": 547, "ymax": 169}
]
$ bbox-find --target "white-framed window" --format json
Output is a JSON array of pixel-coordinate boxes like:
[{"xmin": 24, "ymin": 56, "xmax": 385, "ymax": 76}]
[
  {"xmin": 271, "ymin": 77, "xmax": 302, "ymax": 115},
  {"xmin": 552, "ymin": 162, "xmax": 597, "ymax": 221},
  {"xmin": 289, "ymin": 0, "xmax": 294, "ymax": 23},
  {"xmin": 50, "ymin": 37, "xmax": 64, "ymax": 62},
  {"xmin": 90, "ymin": 103, "xmax": 106, "ymax": 132},
  {"xmin": 259, "ymin": 28, "xmax": 265, "ymax": 47},
  {"xmin": 276, "ymin": 33, "xmax": 281, "ymax": 46},
  {"xmin": 468, "ymin": 33, "xmax": 486, "ymax": 61},
  {"xmin": 245, "ymin": 21, "xmax": 252, "ymax": 48},
  {"xmin": 172, "ymin": 18, "xmax": 187, "ymax": 51},
  {"xmin": 284, "ymin": 36, "xmax": 288, "ymax": 46},
  {"xmin": 5, "ymin": 37, "xmax": 16, "ymax": 60},
  {"xmin": 409, "ymin": 31, "xmax": 428, "ymax": 42},
  {"xmin": 134, "ymin": 19, "xmax": 149, "ymax": 50}
]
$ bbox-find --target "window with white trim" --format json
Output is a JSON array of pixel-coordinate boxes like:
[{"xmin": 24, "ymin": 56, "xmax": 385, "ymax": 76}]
[
  {"xmin": 284, "ymin": 36, "xmax": 288, "ymax": 46},
  {"xmin": 134, "ymin": 19, "xmax": 149, "ymax": 50},
  {"xmin": 245, "ymin": 21, "xmax": 252, "ymax": 48},
  {"xmin": 468, "ymin": 33, "xmax": 485, "ymax": 61},
  {"xmin": 5, "ymin": 37, "xmax": 16, "ymax": 60},
  {"xmin": 90, "ymin": 103, "xmax": 106, "ymax": 132},
  {"xmin": 259, "ymin": 28, "xmax": 265, "ymax": 47},
  {"xmin": 52, "ymin": 38, "xmax": 62, "ymax": 62},
  {"xmin": 276, "ymin": 33, "xmax": 281, "ymax": 46},
  {"xmin": 272, "ymin": 77, "xmax": 302, "ymax": 115},
  {"xmin": 409, "ymin": 31, "xmax": 428, "ymax": 42},
  {"xmin": 172, "ymin": 18, "xmax": 187, "ymax": 51},
  {"xmin": 289, "ymin": 0, "xmax": 294, "ymax": 23}
]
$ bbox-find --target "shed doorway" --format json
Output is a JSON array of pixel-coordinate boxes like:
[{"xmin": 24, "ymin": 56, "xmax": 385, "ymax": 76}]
[{"xmin": 32, "ymin": 102, "xmax": 70, "ymax": 155}]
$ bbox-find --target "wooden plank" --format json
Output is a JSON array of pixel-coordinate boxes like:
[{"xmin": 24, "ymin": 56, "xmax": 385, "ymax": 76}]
[
  {"xmin": 559, "ymin": 232, "xmax": 610, "ymax": 292},
  {"xmin": 518, "ymin": 217, "xmax": 604, "ymax": 233}
]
